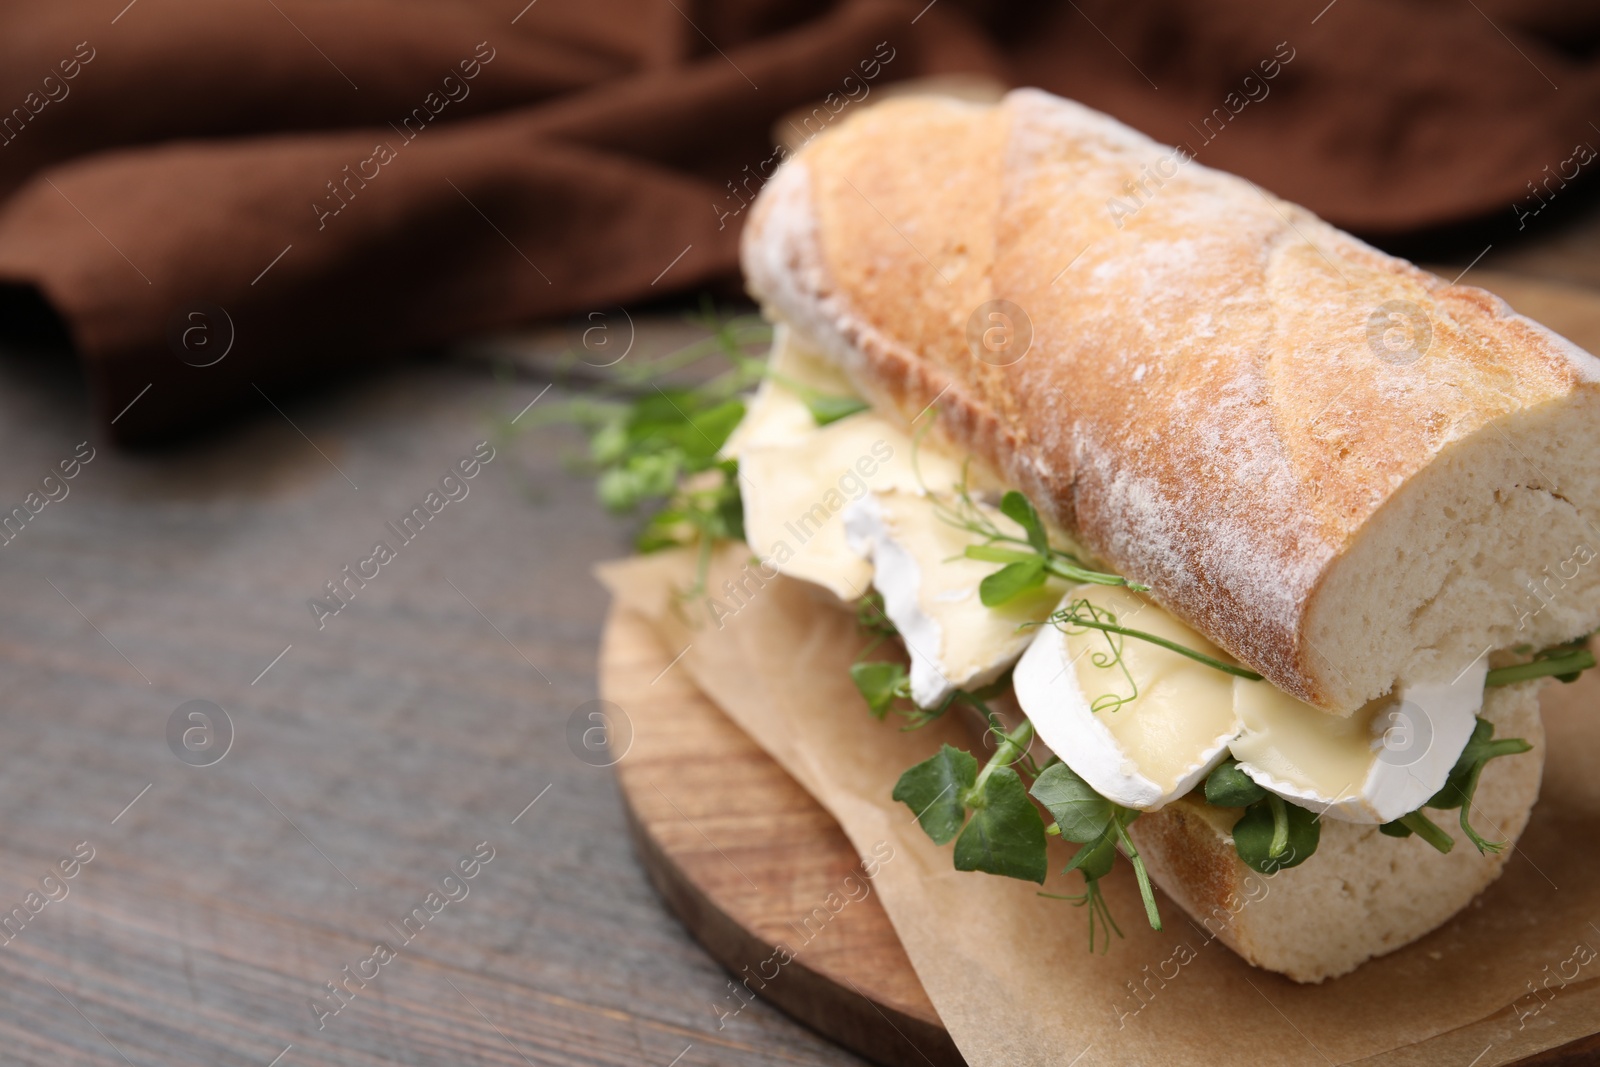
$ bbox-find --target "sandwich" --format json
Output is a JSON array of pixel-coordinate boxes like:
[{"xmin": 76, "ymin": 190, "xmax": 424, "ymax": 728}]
[{"xmin": 603, "ymin": 88, "xmax": 1600, "ymax": 984}]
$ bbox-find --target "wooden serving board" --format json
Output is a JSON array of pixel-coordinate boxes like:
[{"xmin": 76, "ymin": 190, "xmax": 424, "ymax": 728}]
[
  {"xmin": 600, "ymin": 604, "xmax": 961, "ymax": 1067},
  {"xmin": 601, "ymin": 603, "xmax": 1600, "ymax": 1067}
]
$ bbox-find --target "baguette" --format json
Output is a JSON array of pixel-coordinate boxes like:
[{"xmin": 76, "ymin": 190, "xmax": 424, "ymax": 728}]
[{"xmin": 742, "ymin": 89, "xmax": 1600, "ymax": 714}]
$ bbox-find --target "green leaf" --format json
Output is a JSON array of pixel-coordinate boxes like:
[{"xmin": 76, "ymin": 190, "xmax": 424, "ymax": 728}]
[
  {"xmin": 805, "ymin": 394, "xmax": 870, "ymax": 427},
  {"xmin": 953, "ymin": 766, "xmax": 1049, "ymax": 883},
  {"xmin": 1378, "ymin": 819, "xmax": 1413, "ymax": 838},
  {"xmin": 892, "ymin": 745, "xmax": 976, "ymax": 845},
  {"xmin": 1062, "ymin": 823, "xmax": 1118, "ymax": 880},
  {"xmin": 589, "ymin": 419, "xmax": 629, "ymax": 466},
  {"xmin": 978, "ymin": 558, "xmax": 1047, "ymax": 607},
  {"xmin": 597, "ymin": 463, "xmax": 670, "ymax": 513},
  {"xmin": 1231, "ymin": 798, "xmax": 1320, "ymax": 874},
  {"xmin": 999, "ymin": 491, "xmax": 1049, "ymax": 555},
  {"xmin": 625, "ymin": 394, "xmax": 745, "ymax": 467},
  {"xmin": 1204, "ymin": 759, "xmax": 1267, "ymax": 808},
  {"xmin": 1031, "ymin": 761, "xmax": 1115, "ymax": 843},
  {"xmin": 709, "ymin": 481, "xmax": 745, "ymax": 542},
  {"xmin": 623, "ymin": 391, "xmax": 694, "ymax": 442},
  {"xmin": 1427, "ymin": 719, "xmax": 1491, "ymax": 812},
  {"xmin": 1425, "ymin": 716, "xmax": 1532, "ymax": 854},
  {"xmin": 850, "ymin": 661, "xmax": 909, "ymax": 720},
  {"xmin": 684, "ymin": 399, "xmax": 748, "ymax": 461},
  {"xmin": 1427, "ymin": 719, "xmax": 1531, "ymax": 811}
]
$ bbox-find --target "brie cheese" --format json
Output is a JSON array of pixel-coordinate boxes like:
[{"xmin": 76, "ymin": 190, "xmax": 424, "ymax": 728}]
[
  {"xmin": 844, "ymin": 489, "xmax": 1061, "ymax": 707},
  {"xmin": 1229, "ymin": 661, "xmax": 1487, "ymax": 824},
  {"xmin": 1013, "ymin": 584, "xmax": 1488, "ymax": 820},
  {"xmin": 732, "ymin": 329, "xmax": 962, "ymax": 600},
  {"xmin": 1014, "ymin": 584, "xmax": 1239, "ymax": 810},
  {"xmin": 724, "ymin": 325, "xmax": 859, "ymax": 456}
]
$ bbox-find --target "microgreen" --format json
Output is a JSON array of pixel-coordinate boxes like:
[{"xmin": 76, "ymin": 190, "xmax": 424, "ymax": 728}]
[
  {"xmin": 1203, "ymin": 758, "xmax": 1267, "ymax": 808},
  {"xmin": 1228, "ymin": 791, "xmax": 1321, "ymax": 874},
  {"xmin": 1049, "ymin": 600, "xmax": 1265, "ymax": 681},
  {"xmin": 1486, "ymin": 638, "xmax": 1597, "ymax": 687},
  {"xmin": 848, "ymin": 600, "xmax": 1013, "ymax": 732},
  {"xmin": 801, "ymin": 393, "xmax": 870, "ymax": 427},
  {"xmin": 892, "ymin": 744, "xmax": 974, "ymax": 844},
  {"xmin": 509, "ymin": 302, "xmax": 772, "ymax": 595},
  {"xmin": 750, "ymin": 354, "xmax": 869, "ymax": 428},
  {"xmin": 892, "ymin": 722, "xmax": 1049, "ymax": 884},
  {"xmin": 1045, "ymin": 838, "xmax": 1124, "ymax": 950},
  {"xmin": 1031, "ymin": 759, "xmax": 1117, "ymax": 842},
  {"xmin": 852, "ymin": 663, "xmax": 1011, "ymax": 730},
  {"xmin": 1377, "ymin": 716, "xmax": 1534, "ymax": 855},
  {"xmin": 976, "ymin": 554, "xmax": 1050, "ymax": 608},
  {"xmin": 907, "ymin": 442, "xmax": 1145, "ymax": 607},
  {"xmin": 954, "ymin": 761, "xmax": 1049, "ymax": 883},
  {"xmin": 850, "ymin": 660, "xmax": 911, "ymax": 720},
  {"xmin": 1343, "ymin": 637, "xmax": 1588, "ymax": 857},
  {"xmin": 1424, "ymin": 716, "xmax": 1533, "ymax": 854},
  {"xmin": 1032, "ymin": 760, "xmax": 1162, "ymax": 946},
  {"xmin": 1205, "ymin": 760, "xmax": 1321, "ymax": 873},
  {"xmin": 524, "ymin": 300, "xmax": 893, "ymax": 599},
  {"xmin": 893, "ymin": 733, "xmax": 1168, "ymax": 952},
  {"xmin": 854, "ymin": 590, "xmax": 899, "ymax": 652},
  {"xmin": 1046, "ymin": 596, "xmax": 1140, "ymax": 713}
]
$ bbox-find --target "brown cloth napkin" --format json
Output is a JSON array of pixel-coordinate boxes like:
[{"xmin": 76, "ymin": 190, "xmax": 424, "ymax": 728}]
[{"xmin": 0, "ymin": 0, "xmax": 1595, "ymax": 443}]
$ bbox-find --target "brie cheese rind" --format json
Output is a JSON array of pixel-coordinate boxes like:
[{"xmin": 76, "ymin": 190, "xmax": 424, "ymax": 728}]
[
  {"xmin": 1011, "ymin": 584, "xmax": 1491, "ymax": 821},
  {"xmin": 1014, "ymin": 585, "xmax": 1239, "ymax": 811},
  {"xmin": 844, "ymin": 489, "xmax": 1063, "ymax": 708},
  {"xmin": 735, "ymin": 329, "xmax": 1069, "ymax": 706},
  {"xmin": 1229, "ymin": 662, "xmax": 1487, "ymax": 823},
  {"xmin": 730, "ymin": 328, "xmax": 962, "ymax": 601},
  {"xmin": 733, "ymin": 331, "xmax": 1491, "ymax": 821}
]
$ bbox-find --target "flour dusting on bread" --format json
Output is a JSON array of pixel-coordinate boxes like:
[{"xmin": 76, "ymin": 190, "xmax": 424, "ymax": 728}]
[{"xmin": 744, "ymin": 88, "xmax": 1600, "ymax": 714}]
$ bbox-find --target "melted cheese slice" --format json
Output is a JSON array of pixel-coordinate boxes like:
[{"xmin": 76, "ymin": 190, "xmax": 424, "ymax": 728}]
[
  {"xmin": 724, "ymin": 325, "xmax": 858, "ymax": 455},
  {"xmin": 732, "ymin": 328, "xmax": 960, "ymax": 600},
  {"xmin": 844, "ymin": 489, "xmax": 1063, "ymax": 707},
  {"xmin": 1229, "ymin": 662, "xmax": 1486, "ymax": 823},
  {"xmin": 1016, "ymin": 585, "xmax": 1486, "ymax": 819},
  {"xmin": 1014, "ymin": 584, "xmax": 1239, "ymax": 810}
]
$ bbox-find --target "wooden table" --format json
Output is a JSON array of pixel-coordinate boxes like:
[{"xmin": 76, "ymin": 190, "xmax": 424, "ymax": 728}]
[
  {"xmin": 4, "ymin": 192, "xmax": 1600, "ymax": 1066},
  {"xmin": 0, "ymin": 345, "xmax": 863, "ymax": 1066}
]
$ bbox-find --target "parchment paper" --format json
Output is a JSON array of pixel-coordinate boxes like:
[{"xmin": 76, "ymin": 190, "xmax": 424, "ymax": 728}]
[{"xmin": 598, "ymin": 545, "xmax": 1600, "ymax": 1067}]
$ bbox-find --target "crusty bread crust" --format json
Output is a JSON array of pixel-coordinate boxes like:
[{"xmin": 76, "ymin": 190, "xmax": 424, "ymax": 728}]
[
  {"xmin": 1126, "ymin": 680, "xmax": 1545, "ymax": 983},
  {"xmin": 742, "ymin": 90, "xmax": 1600, "ymax": 713}
]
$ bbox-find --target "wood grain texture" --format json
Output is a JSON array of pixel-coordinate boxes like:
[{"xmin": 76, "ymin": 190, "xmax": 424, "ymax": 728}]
[
  {"xmin": 0, "ymin": 346, "xmax": 865, "ymax": 1067},
  {"xmin": 600, "ymin": 604, "xmax": 959, "ymax": 1067}
]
